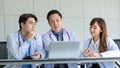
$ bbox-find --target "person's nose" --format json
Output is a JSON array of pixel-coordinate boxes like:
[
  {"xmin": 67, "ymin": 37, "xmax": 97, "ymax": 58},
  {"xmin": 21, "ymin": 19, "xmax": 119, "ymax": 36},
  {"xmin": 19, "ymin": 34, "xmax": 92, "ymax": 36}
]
[
  {"xmin": 54, "ymin": 21, "xmax": 58, "ymax": 25},
  {"xmin": 32, "ymin": 24, "xmax": 36, "ymax": 28}
]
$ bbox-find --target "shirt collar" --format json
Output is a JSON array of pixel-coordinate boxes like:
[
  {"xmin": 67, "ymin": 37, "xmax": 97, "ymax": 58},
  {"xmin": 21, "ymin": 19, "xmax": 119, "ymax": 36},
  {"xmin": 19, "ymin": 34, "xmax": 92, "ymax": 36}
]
[{"xmin": 52, "ymin": 28, "xmax": 63, "ymax": 35}]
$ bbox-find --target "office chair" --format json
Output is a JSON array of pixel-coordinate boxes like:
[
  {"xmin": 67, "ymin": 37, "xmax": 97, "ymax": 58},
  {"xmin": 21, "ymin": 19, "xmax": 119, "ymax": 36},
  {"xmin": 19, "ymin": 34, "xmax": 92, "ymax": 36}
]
[
  {"xmin": 114, "ymin": 39, "xmax": 120, "ymax": 49},
  {"xmin": 114, "ymin": 39, "xmax": 120, "ymax": 68},
  {"xmin": 0, "ymin": 41, "xmax": 7, "ymax": 68}
]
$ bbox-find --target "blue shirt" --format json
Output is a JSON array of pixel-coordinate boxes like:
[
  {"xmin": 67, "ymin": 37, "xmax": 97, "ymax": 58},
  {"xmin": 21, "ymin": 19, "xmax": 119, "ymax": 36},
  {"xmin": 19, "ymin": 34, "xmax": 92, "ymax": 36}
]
[{"xmin": 20, "ymin": 32, "xmax": 32, "ymax": 68}]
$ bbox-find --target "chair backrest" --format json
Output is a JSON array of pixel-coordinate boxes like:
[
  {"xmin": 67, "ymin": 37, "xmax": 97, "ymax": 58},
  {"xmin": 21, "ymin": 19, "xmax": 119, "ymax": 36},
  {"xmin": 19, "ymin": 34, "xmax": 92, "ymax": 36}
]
[
  {"xmin": 0, "ymin": 41, "xmax": 8, "ymax": 59},
  {"xmin": 114, "ymin": 39, "xmax": 120, "ymax": 49}
]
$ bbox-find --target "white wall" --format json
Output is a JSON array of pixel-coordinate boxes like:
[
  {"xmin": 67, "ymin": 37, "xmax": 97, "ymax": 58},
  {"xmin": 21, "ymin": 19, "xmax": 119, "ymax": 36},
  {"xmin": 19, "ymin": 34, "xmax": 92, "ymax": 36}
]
[{"xmin": 0, "ymin": 0, "xmax": 120, "ymax": 48}]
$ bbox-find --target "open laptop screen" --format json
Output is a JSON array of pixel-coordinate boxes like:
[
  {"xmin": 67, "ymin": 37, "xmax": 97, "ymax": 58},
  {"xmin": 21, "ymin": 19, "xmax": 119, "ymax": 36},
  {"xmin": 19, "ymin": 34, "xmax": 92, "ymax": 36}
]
[{"xmin": 49, "ymin": 41, "xmax": 80, "ymax": 59}]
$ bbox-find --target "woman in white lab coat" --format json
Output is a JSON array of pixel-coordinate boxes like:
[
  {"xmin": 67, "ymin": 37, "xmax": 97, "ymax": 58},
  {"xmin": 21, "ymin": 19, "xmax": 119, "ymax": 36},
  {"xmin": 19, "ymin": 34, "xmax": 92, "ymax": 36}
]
[
  {"xmin": 42, "ymin": 10, "xmax": 78, "ymax": 68},
  {"xmin": 79, "ymin": 18, "xmax": 120, "ymax": 68}
]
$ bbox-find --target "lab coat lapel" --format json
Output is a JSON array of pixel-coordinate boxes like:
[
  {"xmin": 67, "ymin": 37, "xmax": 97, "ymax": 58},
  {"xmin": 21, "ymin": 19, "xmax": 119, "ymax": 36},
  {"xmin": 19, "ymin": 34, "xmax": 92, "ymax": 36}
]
[{"xmin": 49, "ymin": 31, "xmax": 57, "ymax": 41}]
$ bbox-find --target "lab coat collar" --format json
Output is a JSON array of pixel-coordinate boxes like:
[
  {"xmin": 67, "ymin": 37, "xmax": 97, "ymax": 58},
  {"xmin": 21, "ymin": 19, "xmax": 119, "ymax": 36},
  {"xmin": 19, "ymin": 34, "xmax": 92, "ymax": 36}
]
[
  {"xmin": 91, "ymin": 38, "xmax": 100, "ymax": 46},
  {"xmin": 49, "ymin": 28, "xmax": 70, "ymax": 41}
]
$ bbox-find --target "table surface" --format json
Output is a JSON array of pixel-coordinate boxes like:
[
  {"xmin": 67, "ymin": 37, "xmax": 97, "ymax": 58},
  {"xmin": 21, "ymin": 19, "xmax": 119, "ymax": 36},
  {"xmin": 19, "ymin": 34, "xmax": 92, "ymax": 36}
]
[{"xmin": 0, "ymin": 57, "xmax": 120, "ymax": 65}]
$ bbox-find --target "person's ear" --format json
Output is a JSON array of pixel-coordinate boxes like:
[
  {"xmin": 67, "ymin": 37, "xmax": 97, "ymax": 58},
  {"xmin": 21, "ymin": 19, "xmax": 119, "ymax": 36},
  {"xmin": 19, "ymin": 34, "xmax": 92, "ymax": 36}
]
[{"xmin": 21, "ymin": 22, "xmax": 24, "ymax": 28}]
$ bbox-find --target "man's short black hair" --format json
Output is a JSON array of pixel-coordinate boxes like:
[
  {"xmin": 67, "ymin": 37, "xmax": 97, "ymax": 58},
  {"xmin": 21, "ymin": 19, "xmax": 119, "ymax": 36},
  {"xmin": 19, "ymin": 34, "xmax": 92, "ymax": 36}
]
[
  {"xmin": 19, "ymin": 13, "xmax": 37, "ymax": 29},
  {"xmin": 47, "ymin": 10, "xmax": 62, "ymax": 21}
]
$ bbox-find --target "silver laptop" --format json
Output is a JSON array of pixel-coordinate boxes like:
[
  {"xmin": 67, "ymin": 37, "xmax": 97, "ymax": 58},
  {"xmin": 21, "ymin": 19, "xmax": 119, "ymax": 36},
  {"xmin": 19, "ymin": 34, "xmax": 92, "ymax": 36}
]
[{"xmin": 49, "ymin": 41, "xmax": 80, "ymax": 59}]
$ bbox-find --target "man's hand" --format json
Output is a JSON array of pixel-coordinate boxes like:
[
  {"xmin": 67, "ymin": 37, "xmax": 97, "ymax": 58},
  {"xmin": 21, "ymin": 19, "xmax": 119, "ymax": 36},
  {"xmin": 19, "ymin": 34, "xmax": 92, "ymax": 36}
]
[
  {"xmin": 31, "ymin": 52, "xmax": 41, "ymax": 60},
  {"xmin": 24, "ymin": 31, "xmax": 35, "ymax": 40}
]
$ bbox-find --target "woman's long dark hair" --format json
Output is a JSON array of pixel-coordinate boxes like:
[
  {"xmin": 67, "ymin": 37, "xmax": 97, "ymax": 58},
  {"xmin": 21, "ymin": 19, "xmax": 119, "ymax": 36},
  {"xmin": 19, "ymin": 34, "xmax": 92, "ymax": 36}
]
[{"xmin": 90, "ymin": 18, "xmax": 108, "ymax": 52}]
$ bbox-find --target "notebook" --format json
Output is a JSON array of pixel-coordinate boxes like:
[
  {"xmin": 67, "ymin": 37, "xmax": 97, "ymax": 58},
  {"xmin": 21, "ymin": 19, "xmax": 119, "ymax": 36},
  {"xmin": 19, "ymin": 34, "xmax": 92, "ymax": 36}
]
[{"xmin": 48, "ymin": 41, "xmax": 80, "ymax": 59}]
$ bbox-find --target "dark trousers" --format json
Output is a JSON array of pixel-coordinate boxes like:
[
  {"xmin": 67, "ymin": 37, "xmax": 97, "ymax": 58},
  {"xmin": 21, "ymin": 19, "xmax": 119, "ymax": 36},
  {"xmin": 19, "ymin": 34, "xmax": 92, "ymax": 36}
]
[
  {"xmin": 90, "ymin": 63, "xmax": 100, "ymax": 68},
  {"xmin": 54, "ymin": 64, "xmax": 68, "ymax": 68},
  {"xmin": 39, "ymin": 64, "xmax": 44, "ymax": 68},
  {"xmin": 80, "ymin": 63, "xmax": 100, "ymax": 68},
  {"xmin": 39, "ymin": 64, "xmax": 68, "ymax": 68}
]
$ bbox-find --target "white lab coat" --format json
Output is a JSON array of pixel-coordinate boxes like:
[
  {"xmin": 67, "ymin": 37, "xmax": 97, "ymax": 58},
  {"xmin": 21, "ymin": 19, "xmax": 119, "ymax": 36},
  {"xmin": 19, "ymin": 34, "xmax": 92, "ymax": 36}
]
[
  {"xmin": 79, "ymin": 37, "xmax": 120, "ymax": 68},
  {"xmin": 42, "ymin": 28, "xmax": 78, "ymax": 68},
  {"xmin": 4, "ymin": 31, "xmax": 45, "ymax": 68}
]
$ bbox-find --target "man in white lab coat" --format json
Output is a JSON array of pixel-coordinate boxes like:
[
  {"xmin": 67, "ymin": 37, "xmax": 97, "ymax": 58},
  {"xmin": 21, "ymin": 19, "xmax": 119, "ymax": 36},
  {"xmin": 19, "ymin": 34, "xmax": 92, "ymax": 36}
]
[
  {"xmin": 42, "ymin": 10, "xmax": 78, "ymax": 68},
  {"xmin": 5, "ymin": 13, "xmax": 45, "ymax": 68}
]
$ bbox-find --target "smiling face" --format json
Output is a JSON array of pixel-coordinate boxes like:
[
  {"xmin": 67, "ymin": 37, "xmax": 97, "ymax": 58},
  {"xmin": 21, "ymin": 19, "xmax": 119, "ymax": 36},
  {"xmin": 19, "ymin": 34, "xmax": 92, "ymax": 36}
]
[
  {"xmin": 89, "ymin": 22, "xmax": 102, "ymax": 38},
  {"xmin": 48, "ymin": 13, "xmax": 62, "ymax": 33},
  {"xmin": 21, "ymin": 17, "xmax": 36, "ymax": 33}
]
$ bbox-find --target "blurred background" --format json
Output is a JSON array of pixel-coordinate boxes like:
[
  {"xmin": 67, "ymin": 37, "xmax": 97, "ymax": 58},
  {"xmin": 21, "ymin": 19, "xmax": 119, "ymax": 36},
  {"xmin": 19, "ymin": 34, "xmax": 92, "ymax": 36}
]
[{"xmin": 0, "ymin": 0, "xmax": 120, "ymax": 48}]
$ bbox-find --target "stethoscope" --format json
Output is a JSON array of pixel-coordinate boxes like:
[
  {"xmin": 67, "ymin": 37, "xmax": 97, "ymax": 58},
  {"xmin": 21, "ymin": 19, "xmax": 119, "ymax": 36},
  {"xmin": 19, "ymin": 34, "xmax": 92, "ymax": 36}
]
[
  {"xmin": 18, "ymin": 30, "xmax": 21, "ymax": 47},
  {"xmin": 49, "ymin": 29, "xmax": 70, "ymax": 41},
  {"xmin": 88, "ymin": 39, "xmax": 92, "ymax": 48},
  {"xmin": 88, "ymin": 39, "xmax": 101, "ymax": 52}
]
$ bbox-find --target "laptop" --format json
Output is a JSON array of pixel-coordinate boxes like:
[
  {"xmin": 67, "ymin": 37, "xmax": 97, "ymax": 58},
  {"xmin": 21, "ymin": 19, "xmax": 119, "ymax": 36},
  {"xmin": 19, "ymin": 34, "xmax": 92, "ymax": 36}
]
[{"xmin": 48, "ymin": 41, "xmax": 80, "ymax": 59}]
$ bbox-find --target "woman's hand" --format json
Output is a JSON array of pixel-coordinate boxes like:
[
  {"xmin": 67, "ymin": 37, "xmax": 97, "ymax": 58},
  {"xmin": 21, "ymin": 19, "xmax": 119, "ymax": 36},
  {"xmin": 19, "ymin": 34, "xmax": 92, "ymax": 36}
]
[
  {"xmin": 88, "ymin": 52, "xmax": 102, "ymax": 57},
  {"xmin": 83, "ymin": 48, "xmax": 90, "ymax": 57},
  {"xmin": 83, "ymin": 48, "xmax": 102, "ymax": 57}
]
